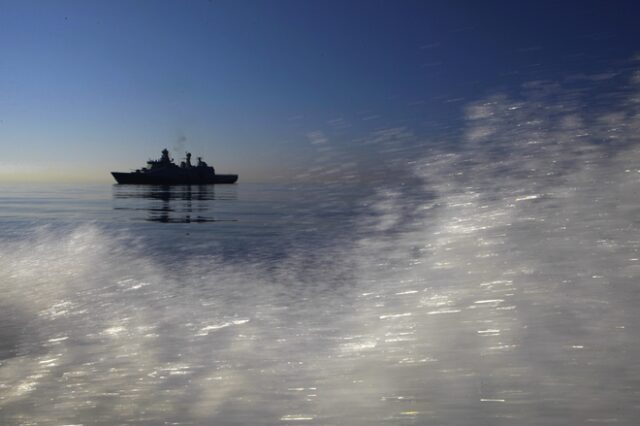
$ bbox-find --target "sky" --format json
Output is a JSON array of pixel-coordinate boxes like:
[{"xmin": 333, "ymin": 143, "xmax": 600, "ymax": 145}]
[{"xmin": 0, "ymin": 0, "xmax": 639, "ymax": 183}]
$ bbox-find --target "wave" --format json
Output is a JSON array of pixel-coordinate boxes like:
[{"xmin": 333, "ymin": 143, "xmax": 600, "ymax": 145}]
[{"xmin": 2, "ymin": 70, "xmax": 640, "ymax": 424}]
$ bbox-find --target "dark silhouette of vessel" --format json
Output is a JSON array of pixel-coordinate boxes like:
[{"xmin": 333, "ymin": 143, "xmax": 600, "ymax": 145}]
[{"xmin": 111, "ymin": 149, "xmax": 238, "ymax": 184}]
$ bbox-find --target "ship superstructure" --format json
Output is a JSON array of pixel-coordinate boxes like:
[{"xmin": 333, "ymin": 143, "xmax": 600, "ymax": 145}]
[{"xmin": 111, "ymin": 149, "xmax": 238, "ymax": 184}]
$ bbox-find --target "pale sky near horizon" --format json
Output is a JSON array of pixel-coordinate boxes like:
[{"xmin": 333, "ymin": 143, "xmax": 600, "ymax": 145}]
[{"xmin": 1, "ymin": 0, "xmax": 639, "ymax": 183}]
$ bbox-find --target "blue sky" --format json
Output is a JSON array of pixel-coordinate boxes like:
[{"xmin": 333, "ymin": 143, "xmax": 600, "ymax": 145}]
[{"xmin": 1, "ymin": 0, "xmax": 639, "ymax": 182}]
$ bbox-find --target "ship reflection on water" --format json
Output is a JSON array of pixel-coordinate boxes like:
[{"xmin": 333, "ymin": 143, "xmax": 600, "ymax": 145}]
[{"xmin": 112, "ymin": 184, "xmax": 238, "ymax": 223}]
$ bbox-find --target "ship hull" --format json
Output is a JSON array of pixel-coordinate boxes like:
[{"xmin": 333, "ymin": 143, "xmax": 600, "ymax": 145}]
[{"xmin": 111, "ymin": 172, "xmax": 238, "ymax": 185}]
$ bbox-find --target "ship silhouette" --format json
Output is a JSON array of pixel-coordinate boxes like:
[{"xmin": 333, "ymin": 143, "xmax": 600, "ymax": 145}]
[{"xmin": 111, "ymin": 149, "xmax": 238, "ymax": 184}]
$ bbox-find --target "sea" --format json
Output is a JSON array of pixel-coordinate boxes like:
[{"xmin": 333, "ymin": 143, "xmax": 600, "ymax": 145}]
[{"xmin": 2, "ymin": 84, "xmax": 640, "ymax": 425}]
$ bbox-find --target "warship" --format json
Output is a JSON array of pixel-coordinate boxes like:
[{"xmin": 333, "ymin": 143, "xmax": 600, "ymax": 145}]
[{"xmin": 111, "ymin": 149, "xmax": 238, "ymax": 184}]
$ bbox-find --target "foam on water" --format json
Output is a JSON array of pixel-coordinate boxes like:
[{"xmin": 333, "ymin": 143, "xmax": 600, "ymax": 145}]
[{"xmin": 2, "ymin": 70, "xmax": 640, "ymax": 424}]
